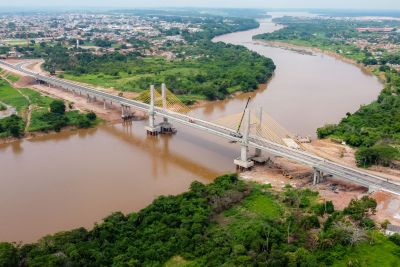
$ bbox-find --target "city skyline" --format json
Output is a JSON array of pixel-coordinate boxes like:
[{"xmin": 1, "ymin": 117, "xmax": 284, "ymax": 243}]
[{"xmin": 0, "ymin": 0, "xmax": 400, "ymax": 10}]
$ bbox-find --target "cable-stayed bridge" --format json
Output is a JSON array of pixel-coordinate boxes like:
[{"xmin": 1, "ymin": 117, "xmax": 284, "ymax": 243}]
[{"xmin": 1, "ymin": 60, "xmax": 399, "ymax": 196}]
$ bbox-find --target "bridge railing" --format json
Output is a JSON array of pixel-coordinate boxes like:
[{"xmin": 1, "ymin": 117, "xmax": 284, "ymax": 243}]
[{"xmin": 2, "ymin": 60, "xmax": 400, "ymax": 195}]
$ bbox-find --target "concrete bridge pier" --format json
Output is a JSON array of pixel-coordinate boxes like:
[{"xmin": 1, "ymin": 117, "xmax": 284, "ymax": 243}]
[
  {"xmin": 103, "ymin": 98, "xmax": 107, "ymax": 109},
  {"xmin": 234, "ymin": 108, "xmax": 254, "ymax": 171},
  {"xmin": 145, "ymin": 85, "xmax": 160, "ymax": 136},
  {"xmin": 159, "ymin": 83, "xmax": 176, "ymax": 134},
  {"xmin": 121, "ymin": 105, "xmax": 132, "ymax": 118},
  {"xmin": 86, "ymin": 94, "xmax": 91, "ymax": 103},
  {"xmin": 313, "ymin": 168, "xmax": 324, "ymax": 185},
  {"xmin": 368, "ymin": 185, "xmax": 378, "ymax": 194},
  {"xmin": 253, "ymin": 106, "xmax": 268, "ymax": 164}
]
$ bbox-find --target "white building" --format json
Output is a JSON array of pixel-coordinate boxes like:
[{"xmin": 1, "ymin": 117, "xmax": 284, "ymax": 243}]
[{"xmin": 386, "ymin": 224, "xmax": 400, "ymax": 236}]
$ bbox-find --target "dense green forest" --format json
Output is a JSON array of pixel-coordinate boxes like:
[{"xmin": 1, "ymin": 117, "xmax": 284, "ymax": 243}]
[
  {"xmin": 1, "ymin": 174, "xmax": 399, "ymax": 266},
  {"xmin": 19, "ymin": 16, "xmax": 275, "ymax": 102},
  {"xmin": 255, "ymin": 17, "xmax": 400, "ymax": 167}
]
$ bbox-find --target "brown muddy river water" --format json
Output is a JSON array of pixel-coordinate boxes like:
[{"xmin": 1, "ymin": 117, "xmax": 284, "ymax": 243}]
[{"xmin": 0, "ymin": 18, "xmax": 382, "ymax": 242}]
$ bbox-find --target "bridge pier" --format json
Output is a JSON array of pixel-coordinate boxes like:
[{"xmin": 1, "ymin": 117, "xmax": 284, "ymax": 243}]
[
  {"xmin": 159, "ymin": 83, "xmax": 176, "ymax": 134},
  {"xmin": 234, "ymin": 108, "xmax": 254, "ymax": 171},
  {"xmin": 368, "ymin": 185, "xmax": 378, "ymax": 194},
  {"xmin": 103, "ymin": 98, "xmax": 107, "ymax": 109},
  {"xmin": 252, "ymin": 107, "xmax": 268, "ymax": 164},
  {"xmin": 121, "ymin": 105, "xmax": 134, "ymax": 120},
  {"xmin": 145, "ymin": 85, "xmax": 160, "ymax": 136}
]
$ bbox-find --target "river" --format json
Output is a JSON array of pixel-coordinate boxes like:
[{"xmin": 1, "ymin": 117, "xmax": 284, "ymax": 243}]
[{"xmin": 0, "ymin": 17, "xmax": 382, "ymax": 243}]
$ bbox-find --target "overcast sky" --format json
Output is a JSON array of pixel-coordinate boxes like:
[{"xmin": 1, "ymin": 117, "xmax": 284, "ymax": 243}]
[{"xmin": 1, "ymin": 0, "xmax": 399, "ymax": 9}]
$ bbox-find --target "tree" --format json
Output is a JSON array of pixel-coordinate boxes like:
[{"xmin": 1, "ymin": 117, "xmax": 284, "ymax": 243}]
[
  {"xmin": 50, "ymin": 100, "xmax": 66, "ymax": 115},
  {"xmin": 326, "ymin": 201, "xmax": 335, "ymax": 214},
  {"xmin": 0, "ymin": 243, "xmax": 18, "ymax": 267},
  {"xmin": 86, "ymin": 112, "xmax": 97, "ymax": 121},
  {"xmin": 77, "ymin": 117, "xmax": 91, "ymax": 128},
  {"xmin": 343, "ymin": 196, "xmax": 377, "ymax": 221}
]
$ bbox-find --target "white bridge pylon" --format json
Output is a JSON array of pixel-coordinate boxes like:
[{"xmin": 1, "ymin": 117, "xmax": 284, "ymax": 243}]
[
  {"xmin": 2, "ymin": 58, "xmax": 400, "ymax": 196},
  {"xmin": 214, "ymin": 107, "xmax": 299, "ymax": 149}
]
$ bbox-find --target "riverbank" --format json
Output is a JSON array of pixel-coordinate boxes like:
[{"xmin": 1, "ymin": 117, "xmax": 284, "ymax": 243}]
[
  {"xmin": 254, "ymin": 40, "xmax": 387, "ymax": 84},
  {"xmin": 0, "ymin": 17, "xmax": 389, "ymax": 244},
  {"xmin": 2, "ymin": 174, "xmax": 399, "ymax": 266},
  {"xmin": 0, "ymin": 126, "xmax": 90, "ymax": 145},
  {"xmin": 0, "ymin": 70, "xmax": 100, "ymax": 144},
  {"xmin": 240, "ymin": 157, "xmax": 400, "ymax": 226},
  {"xmin": 1, "ymin": 61, "xmax": 133, "ymax": 123}
]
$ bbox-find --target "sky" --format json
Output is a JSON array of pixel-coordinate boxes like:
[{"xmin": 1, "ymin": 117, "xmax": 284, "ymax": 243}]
[{"xmin": 0, "ymin": 0, "xmax": 399, "ymax": 10}]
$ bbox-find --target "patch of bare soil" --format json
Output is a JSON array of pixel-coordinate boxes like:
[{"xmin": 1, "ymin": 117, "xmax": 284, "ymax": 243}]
[
  {"xmin": 25, "ymin": 59, "xmax": 46, "ymax": 75},
  {"xmin": 31, "ymin": 83, "xmax": 141, "ymax": 123},
  {"xmin": 371, "ymin": 191, "xmax": 400, "ymax": 225},
  {"xmin": 240, "ymin": 156, "xmax": 399, "ymax": 225},
  {"xmin": 1, "ymin": 60, "xmax": 146, "ymax": 123},
  {"xmin": 240, "ymin": 157, "xmax": 313, "ymax": 190},
  {"xmin": 303, "ymin": 139, "xmax": 400, "ymax": 183},
  {"xmin": 3, "ymin": 59, "xmax": 25, "ymax": 64},
  {"xmin": 302, "ymin": 139, "xmax": 357, "ymax": 166}
]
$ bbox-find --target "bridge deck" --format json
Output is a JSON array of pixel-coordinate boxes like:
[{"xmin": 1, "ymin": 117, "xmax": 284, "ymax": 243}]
[{"xmin": 1, "ymin": 60, "xmax": 399, "ymax": 195}]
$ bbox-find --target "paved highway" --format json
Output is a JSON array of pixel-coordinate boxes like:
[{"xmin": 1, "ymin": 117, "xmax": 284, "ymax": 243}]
[{"xmin": 2, "ymin": 60, "xmax": 399, "ymax": 195}]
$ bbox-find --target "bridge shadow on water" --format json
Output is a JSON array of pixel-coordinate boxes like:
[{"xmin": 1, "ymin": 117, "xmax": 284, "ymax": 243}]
[{"xmin": 104, "ymin": 123, "xmax": 223, "ymax": 180}]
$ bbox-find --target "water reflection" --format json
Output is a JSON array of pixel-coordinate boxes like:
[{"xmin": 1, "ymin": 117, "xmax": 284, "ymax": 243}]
[{"xmin": 0, "ymin": 17, "xmax": 383, "ymax": 243}]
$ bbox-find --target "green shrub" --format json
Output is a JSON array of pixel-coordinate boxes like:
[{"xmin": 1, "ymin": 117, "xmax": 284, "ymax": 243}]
[
  {"xmin": 0, "ymin": 243, "xmax": 18, "ymax": 267},
  {"xmin": 326, "ymin": 201, "xmax": 335, "ymax": 214},
  {"xmin": 389, "ymin": 234, "xmax": 400, "ymax": 246},
  {"xmin": 317, "ymin": 124, "xmax": 338, "ymax": 139},
  {"xmin": 356, "ymin": 145, "xmax": 399, "ymax": 168},
  {"xmin": 49, "ymin": 100, "xmax": 65, "ymax": 114},
  {"xmin": 360, "ymin": 218, "xmax": 375, "ymax": 229},
  {"xmin": 301, "ymin": 215, "xmax": 320, "ymax": 230},
  {"xmin": 343, "ymin": 196, "xmax": 377, "ymax": 221},
  {"xmin": 86, "ymin": 112, "xmax": 97, "ymax": 121},
  {"xmin": 0, "ymin": 114, "xmax": 24, "ymax": 137},
  {"xmin": 77, "ymin": 116, "xmax": 91, "ymax": 128}
]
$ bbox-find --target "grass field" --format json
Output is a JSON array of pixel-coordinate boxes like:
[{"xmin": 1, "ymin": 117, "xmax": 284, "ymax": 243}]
[
  {"xmin": 21, "ymin": 88, "xmax": 55, "ymax": 132},
  {"xmin": 0, "ymin": 78, "xmax": 98, "ymax": 135},
  {"xmin": 0, "ymin": 79, "xmax": 29, "ymax": 113},
  {"xmin": 3, "ymin": 39, "xmax": 28, "ymax": 46},
  {"xmin": 332, "ymin": 234, "xmax": 400, "ymax": 266},
  {"xmin": 62, "ymin": 64, "xmax": 203, "ymax": 93}
]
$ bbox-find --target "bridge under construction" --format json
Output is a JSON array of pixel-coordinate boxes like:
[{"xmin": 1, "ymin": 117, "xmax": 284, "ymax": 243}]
[{"xmin": 1, "ymin": 60, "xmax": 400, "ymax": 196}]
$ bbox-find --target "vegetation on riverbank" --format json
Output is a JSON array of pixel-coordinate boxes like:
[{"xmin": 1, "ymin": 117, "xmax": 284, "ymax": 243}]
[
  {"xmin": 254, "ymin": 17, "xmax": 400, "ymax": 66},
  {"xmin": 33, "ymin": 16, "xmax": 275, "ymax": 102},
  {"xmin": 255, "ymin": 17, "xmax": 400, "ymax": 167},
  {"xmin": 0, "ymin": 78, "xmax": 98, "ymax": 138},
  {"xmin": 1, "ymin": 174, "xmax": 399, "ymax": 266}
]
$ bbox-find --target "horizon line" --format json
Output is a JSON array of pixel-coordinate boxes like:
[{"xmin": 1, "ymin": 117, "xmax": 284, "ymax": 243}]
[{"xmin": 1, "ymin": 7, "xmax": 400, "ymax": 11}]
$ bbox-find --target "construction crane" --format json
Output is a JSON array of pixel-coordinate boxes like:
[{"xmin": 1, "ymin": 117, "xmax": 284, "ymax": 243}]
[
  {"xmin": 228, "ymin": 97, "xmax": 251, "ymax": 143},
  {"xmin": 237, "ymin": 97, "xmax": 251, "ymax": 133}
]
